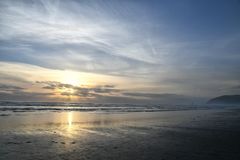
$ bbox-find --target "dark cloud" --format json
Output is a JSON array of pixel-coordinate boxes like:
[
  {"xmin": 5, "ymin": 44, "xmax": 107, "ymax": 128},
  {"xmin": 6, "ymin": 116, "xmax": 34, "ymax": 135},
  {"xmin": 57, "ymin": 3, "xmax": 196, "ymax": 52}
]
[
  {"xmin": 34, "ymin": 81, "xmax": 204, "ymax": 104},
  {"xmin": 123, "ymin": 92, "xmax": 180, "ymax": 98},
  {"xmin": 0, "ymin": 84, "xmax": 25, "ymax": 91},
  {"xmin": 0, "ymin": 81, "xmax": 203, "ymax": 104},
  {"xmin": 0, "ymin": 90, "xmax": 55, "ymax": 102},
  {"xmin": 0, "ymin": 83, "xmax": 57, "ymax": 102},
  {"xmin": 234, "ymin": 85, "xmax": 240, "ymax": 89},
  {"xmin": 102, "ymin": 85, "xmax": 115, "ymax": 88},
  {"xmin": 37, "ymin": 81, "xmax": 120, "ymax": 98},
  {"xmin": 122, "ymin": 92, "xmax": 204, "ymax": 104},
  {"xmin": 36, "ymin": 81, "xmax": 73, "ymax": 90}
]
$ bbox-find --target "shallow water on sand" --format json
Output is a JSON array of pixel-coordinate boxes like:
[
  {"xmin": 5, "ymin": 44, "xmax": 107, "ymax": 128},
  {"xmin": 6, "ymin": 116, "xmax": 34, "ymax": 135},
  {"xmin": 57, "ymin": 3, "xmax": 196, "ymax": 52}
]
[{"xmin": 0, "ymin": 109, "xmax": 240, "ymax": 160}]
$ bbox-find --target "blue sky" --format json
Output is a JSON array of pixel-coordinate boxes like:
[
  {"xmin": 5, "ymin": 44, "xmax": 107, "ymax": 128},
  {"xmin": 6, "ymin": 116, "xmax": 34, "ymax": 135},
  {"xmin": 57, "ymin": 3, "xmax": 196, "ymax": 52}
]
[{"xmin": 0, "ymin": 0, "xmax": 240, "ymax": 103}]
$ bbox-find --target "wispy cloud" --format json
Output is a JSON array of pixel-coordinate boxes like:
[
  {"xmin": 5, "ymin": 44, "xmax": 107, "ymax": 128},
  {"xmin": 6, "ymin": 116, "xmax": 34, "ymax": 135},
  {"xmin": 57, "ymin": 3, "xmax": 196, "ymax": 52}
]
[{"xmin": 0, "ymin": 0, "xmax": 161, "ymax": 75}]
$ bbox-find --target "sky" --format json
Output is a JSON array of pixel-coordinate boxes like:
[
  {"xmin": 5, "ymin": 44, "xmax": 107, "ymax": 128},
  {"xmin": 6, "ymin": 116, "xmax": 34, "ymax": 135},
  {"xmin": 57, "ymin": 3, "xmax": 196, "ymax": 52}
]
[{"xmin": 0, "ymin": 0, "xmax": 240, "ymax": 104}]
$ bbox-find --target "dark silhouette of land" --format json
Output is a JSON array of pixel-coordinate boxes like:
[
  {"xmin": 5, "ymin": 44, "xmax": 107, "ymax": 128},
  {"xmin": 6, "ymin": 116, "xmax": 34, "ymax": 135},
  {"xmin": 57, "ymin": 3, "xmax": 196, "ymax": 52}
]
[{"xmin": 207, "ymin": 95, "xmax": 240, "ymax": 105}]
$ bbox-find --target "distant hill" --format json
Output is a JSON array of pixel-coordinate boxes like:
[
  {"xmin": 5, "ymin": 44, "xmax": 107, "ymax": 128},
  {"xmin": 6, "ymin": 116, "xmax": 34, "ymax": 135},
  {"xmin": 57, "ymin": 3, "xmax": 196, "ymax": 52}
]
[{"xmin": 207, "ymin": 95, "xmax": 240, "ymax": 104}]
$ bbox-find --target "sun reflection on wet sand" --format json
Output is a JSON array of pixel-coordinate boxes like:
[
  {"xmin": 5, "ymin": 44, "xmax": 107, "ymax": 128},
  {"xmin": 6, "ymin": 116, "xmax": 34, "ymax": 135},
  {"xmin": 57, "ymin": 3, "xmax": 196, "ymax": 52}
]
[
  {"xmin": 67, "ymin": 112, "xmax": 73, "ymax": 134},
  {"xmin": 68, "ymin": 112, "xmax": 73, "ymax": 126}
]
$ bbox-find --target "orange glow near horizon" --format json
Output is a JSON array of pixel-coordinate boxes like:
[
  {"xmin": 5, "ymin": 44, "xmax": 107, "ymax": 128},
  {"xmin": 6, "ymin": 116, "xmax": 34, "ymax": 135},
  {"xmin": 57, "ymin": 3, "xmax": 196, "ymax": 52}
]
[{"xmin": 0, "ymin": 62, "xmax": 135, "ymax": 102}]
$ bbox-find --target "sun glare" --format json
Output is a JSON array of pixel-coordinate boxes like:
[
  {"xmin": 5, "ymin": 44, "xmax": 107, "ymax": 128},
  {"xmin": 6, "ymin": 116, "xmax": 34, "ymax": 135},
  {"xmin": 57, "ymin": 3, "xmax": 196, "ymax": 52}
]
[{"xmin": 62, "ymin": 71, "xmax": 83, "ymax": 86}]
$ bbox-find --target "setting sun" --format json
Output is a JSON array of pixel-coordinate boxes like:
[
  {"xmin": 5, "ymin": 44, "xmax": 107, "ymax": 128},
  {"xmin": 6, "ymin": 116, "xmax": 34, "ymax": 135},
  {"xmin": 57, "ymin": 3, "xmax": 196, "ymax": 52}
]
[{"xmin": 61, "ymin": 70, "xmax": 87, "ymax": 86}]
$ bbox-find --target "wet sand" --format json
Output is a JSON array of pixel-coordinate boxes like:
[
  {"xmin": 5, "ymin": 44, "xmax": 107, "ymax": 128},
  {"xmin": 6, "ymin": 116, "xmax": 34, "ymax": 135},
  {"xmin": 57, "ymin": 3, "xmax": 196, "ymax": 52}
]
[{"xmin": 0, "ymin": 109, "xmax": 240, "ymax": 160}]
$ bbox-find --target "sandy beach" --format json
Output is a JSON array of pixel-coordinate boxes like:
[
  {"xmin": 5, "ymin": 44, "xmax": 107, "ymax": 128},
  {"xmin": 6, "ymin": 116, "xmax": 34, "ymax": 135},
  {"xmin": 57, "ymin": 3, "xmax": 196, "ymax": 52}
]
[{"xmin": 0, "ymin": 108, "xmax": 240, "ymax": 160}]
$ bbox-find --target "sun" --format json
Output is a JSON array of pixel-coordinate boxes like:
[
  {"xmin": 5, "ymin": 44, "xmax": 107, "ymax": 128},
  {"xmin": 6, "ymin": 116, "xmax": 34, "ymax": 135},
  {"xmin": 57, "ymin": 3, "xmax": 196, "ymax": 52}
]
[
  {"xmin": 52, "ymin": 70, "xmax": 91, "ymax": 100},
  {"xmin": 61, "ymin": 70, "xmax": 87, "ymax": 86}
]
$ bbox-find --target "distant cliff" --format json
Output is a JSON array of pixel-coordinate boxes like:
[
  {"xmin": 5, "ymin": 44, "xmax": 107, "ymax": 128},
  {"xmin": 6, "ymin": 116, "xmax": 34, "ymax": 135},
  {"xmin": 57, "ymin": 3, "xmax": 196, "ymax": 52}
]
[{"xmin": 207, "ymin": 95, "xmax": 240, "ymax": 104}]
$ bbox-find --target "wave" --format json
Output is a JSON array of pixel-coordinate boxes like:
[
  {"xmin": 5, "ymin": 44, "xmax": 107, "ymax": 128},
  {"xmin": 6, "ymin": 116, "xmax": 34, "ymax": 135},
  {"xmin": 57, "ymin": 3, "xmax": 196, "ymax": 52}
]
[{"xmin": 0, "ymin": 101, "xmax": 220, "ymax": 112}]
